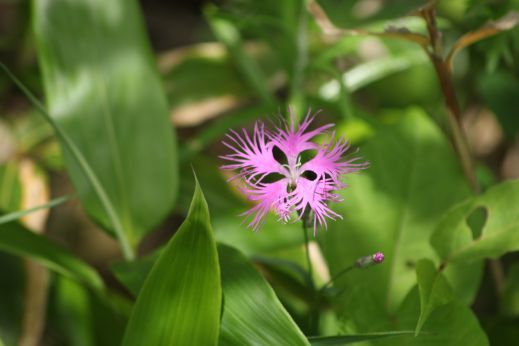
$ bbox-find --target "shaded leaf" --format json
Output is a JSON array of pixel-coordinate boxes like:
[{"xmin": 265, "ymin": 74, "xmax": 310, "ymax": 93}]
[
  {"xmin": 415, "ymin": 259, "xmax": 453, "ymax": 335},
  {"xmin": 431, "ymin": 179, "xmax": 519, "ymax": 263},
  {"xmin": 0, "ymin": 221, "xmax": 103, "ymax": 290},
  {"xmin": 218, "ymin": 244, "xmax": 308, "ymax": 345},
  {"xmin": 33, "ymin": 0, "xmax": 178, "ymax": 247},
  {"xmin": 122, "ymin": 177, "xmax": 221, "ymax": 346}
]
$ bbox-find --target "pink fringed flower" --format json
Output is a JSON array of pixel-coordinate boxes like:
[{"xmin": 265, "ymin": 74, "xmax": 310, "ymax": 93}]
[{"xmin": 220, "ymin": 110, "xmax": 368, "ymax": 234}]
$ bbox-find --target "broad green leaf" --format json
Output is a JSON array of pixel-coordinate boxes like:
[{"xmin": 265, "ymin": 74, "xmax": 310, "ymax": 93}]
[
  {"xmin": 122, "ymin": 177, "xmax": 221, "ymax": 346},
  {"xmin": 0, "ymin": 221, "xmax": 103, "ymax": 290},
  {"xmin": 33, "ymin": 0, "xmax": 178, "ymax": 248},
  {"xmin": 318, "ymin": 108, "xmax": 482, "ymax": 328},
  {"xmin": 308, "ymin": 331, "xmax": 414, "ymax": 345},
  {"xmin": 395, "ymin": 287, "xmax": 489, "ymax": 346},
  {"xmin": 0, "ymin": 195, "xmax": 70, "ymax": 225},
  {"xmin": 431, "ymin": 179, "xmax": 519, "ymax": 263},
  {"xmin": 415, "ymin": 259, "xmax": 453, "ymax": 335},
  {"xmin": 218, "ymin": 244, "xmax": 309, "ymax": 345}
]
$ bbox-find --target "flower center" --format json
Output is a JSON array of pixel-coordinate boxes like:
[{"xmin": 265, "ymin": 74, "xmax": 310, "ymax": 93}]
[{"xmin": 283, "ymin": 155, "xmax": 302, "ymax": 191}]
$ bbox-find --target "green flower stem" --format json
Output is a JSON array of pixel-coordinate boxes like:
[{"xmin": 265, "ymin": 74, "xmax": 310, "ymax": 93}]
[{"xmin": 319, "ymin": 265, "xmax": 355, "ymax": 293}]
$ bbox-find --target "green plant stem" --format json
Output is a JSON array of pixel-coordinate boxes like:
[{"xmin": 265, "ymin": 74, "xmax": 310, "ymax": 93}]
[
  {"xmin": 301, "ymin": 220, "xmax": 320, "ymax": 335},
  {"xmin": 302, "ymin": 221, "xmax": 314, "ymax": 290},
  {"xmin": 319, "ymin": 264, "xmax": 355, "ymax": 292}
]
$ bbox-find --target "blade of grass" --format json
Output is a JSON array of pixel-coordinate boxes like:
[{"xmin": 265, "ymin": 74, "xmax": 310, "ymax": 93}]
[{"xmin": 0, "ymin": 195, "xmax": 71, "ymax": 225}]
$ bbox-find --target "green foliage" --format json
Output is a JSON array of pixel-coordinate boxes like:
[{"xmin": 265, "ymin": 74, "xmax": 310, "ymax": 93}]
[
  {"xmin": 1, "ymin": 0, "xmax": 518, "ymax": 344},
  {"xmin": 122, "ymin": 177, "xmax": 221, "ymax": 346},
  {"xmin": 33, "ymin": 0, "xmax": 178, "ymax": 249}
]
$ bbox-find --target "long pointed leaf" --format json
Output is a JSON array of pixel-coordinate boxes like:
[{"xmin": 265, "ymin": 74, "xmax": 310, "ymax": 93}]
[{"xmin": 122, "ymin": 177, "xmax": 221, "ymax": 345}]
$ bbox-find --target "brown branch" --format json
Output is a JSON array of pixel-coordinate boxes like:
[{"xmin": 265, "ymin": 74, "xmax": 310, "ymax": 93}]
[{"xmin": 446, "ymin": 11, "xmax": 519, "ymax": 72}]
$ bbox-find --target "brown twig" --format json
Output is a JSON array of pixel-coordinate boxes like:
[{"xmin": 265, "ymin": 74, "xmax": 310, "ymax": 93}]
[{"xmin": 419, "ymin": 6, "xmax": 480, "ymax": 193}]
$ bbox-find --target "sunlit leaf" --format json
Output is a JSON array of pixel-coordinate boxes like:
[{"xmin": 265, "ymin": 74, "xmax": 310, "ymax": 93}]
[
  {"xmin": 431, "ymin": 179, "xmax": 519, "ymax": 263},
  {"xmin": 122, "ymin": 177, "xmax": 221, "ymax": 346},
  {"xmin": 33, "ymin": 0, "xmax": 178, "ymax": 251},
  {"xmin": 0, "ymin": 221, "xmax": 103, "ymax": 290}
]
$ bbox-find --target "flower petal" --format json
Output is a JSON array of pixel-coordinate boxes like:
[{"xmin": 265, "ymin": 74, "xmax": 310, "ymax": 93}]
[
  {"xmin": 220, "ymin": 122, "xmax": 285, "ymax": 183},
  {"xmin": 271, "ymin": 112, "xmax": 334, "ymax": 166},
  {"xmin": 239, "ymin": 179, "xmax": 292, "ymax": 231},
  {"xmin": 291, "ymin": 177, "xmax": 343, "ymax": 235},
  {"xmin": 300, "ymin": 134, "xmax": 368, "ymax": 185}
]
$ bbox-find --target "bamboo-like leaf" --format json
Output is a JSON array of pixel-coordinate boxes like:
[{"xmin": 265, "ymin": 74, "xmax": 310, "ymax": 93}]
[
  {"xmin": 32, "ymin": 0, "xmax": 178, "ymax": 256},
  {"xmin": 218, "ymin": 244, "xmax": 309, "ymax": 345},
  {"xmin": 122, "ymin": 177, "xmax": 221, "ymax": 346},
  {"xmin": 0, "ymin": 221, "xmax": 103, "ymax": 290}
]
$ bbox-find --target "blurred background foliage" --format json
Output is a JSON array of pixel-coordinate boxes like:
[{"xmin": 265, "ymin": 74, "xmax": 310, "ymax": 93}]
[{"xmin": 1, "ymin": 0, "xmax": 519, "ymax": 345}]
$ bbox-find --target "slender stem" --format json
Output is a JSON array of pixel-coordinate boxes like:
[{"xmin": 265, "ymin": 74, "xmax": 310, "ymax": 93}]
[
  {"xmin": 428, "ymin": 54, "xmax": 480, "ymax": 193},
  {"xmin": 302, "ymin": 221, "xmax": 314, "ymax": 289},
  {"xmin": 301, "ymin": 219, "xmax": 320, "ymax": 335},
  {"xmin": 319, "ymin": 264, "xmax": 355, "ymax": 292}
]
